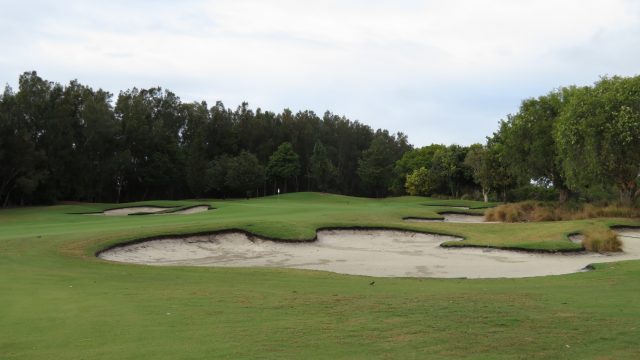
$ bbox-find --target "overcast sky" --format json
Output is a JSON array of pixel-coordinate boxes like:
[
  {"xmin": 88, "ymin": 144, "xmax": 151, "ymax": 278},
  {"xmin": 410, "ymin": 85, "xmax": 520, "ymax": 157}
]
[{"xmin": 2, "ymin": 0, "xmax": 639, "ymax": 146}]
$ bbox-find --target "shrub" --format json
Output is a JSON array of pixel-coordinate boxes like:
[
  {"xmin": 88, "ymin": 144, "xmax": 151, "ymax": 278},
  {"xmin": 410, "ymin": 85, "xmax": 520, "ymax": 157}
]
[{"xmin": 582, "ymin": 228, "xmax": 622, "ymax": 252}]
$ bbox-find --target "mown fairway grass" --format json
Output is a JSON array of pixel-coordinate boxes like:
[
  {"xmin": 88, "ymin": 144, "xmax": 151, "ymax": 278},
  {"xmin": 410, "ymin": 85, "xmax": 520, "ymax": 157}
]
[{"xmin": 1, "ymin": 192, "xmax": 639, "ymax": 359}]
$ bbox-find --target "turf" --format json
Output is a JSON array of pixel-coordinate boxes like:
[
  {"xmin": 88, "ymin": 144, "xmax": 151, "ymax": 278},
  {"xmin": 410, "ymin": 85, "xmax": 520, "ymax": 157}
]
[{"xmin": 1, "ymin": 192, "xmax": 639, "ymax": 359}]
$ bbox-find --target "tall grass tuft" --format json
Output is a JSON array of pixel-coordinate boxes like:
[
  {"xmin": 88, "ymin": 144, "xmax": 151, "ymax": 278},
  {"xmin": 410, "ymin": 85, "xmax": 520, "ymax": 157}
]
[
  {"xmin": 485, "ymin": 201, "xmax": 640, "ymax": 222},
  {"xmin": 582, "ymin": 228, "xmax": 622, "ymax": 252}
]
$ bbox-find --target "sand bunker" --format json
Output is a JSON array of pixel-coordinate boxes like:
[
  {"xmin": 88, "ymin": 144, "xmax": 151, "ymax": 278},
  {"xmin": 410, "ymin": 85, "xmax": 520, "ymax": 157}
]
[
  {"xmin": 161, "ymin": 206, "xmax": 210, "ymax": 215},
  {"xmin": 98, "ymin": 228, "xmax": 640, "ymax": 278},
  {"xmin": 93, "ymin": 205, "xmax": 210, "ymax": 216},
  {"xmin": 100, "ymin": 207, "xmax": 169, "ymax": 216},
  {"xmin": 405, "ymin": 213, "xmax": 492, "ymax": 223}
]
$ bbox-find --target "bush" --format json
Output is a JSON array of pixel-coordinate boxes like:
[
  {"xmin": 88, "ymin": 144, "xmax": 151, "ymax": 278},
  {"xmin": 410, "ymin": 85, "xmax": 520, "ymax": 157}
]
[{"xmin": 582, "ymin": 228, "xmax": 622, "ymax": 252}]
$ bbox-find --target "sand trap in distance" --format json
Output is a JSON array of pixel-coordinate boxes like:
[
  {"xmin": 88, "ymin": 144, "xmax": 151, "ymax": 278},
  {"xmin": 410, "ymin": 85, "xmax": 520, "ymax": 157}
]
[
  {"xmin": 101, "ymin": 207, "xmax": 169, "ymax": 216},
  {"xmin": 93, "ymin": 206, "xmax": 210, "ymax": 216},
  {"xmin": 405, "ymin": 213, "xmax": 494, "ymax": 223},
  {"xmin": 161, "ymin": 206, "xmax": 210, "ymax": 215},
  {"xmin": 98, "ymin": 229, "xmax": 640, "ymax": 278}
]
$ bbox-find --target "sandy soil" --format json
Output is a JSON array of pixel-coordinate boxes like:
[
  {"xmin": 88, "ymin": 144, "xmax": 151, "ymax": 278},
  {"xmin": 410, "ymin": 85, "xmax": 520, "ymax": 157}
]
[
  {"xmin": 98, "ymin": 229, "xmax": 640, "ymax": 278},
  {"xmin": 405, "ymin": 213, "xmax": 493, "ymax": 223},
  {"xmin": 101, "ymin": 207, "xmax": 169, "ymax": 216}
]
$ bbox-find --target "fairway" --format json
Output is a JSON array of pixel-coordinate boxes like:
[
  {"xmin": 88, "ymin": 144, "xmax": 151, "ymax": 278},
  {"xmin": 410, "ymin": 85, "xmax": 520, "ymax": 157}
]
[{"xmin": 2, "ymin": 193, "xmax": 640, "ymax": 359}]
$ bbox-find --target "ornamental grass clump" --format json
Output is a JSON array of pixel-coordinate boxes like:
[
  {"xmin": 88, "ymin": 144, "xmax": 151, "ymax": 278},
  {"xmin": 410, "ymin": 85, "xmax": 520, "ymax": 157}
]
[{"xmin": 582, "ymin": 228, "xmax": 622, "ymax": 253}]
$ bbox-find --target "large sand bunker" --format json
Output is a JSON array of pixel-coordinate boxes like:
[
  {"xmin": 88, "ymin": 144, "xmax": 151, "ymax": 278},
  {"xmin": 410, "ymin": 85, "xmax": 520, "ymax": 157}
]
[{"xmin": 98, "ymin": 228, "xmax": 640, "ymax": 278}]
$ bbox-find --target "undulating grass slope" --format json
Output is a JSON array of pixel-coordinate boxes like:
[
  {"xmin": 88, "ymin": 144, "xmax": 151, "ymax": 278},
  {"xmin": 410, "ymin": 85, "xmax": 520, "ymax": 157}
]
[{"xmin": 1, "ymin": 192, "xmax": 639, "ymax": 359}]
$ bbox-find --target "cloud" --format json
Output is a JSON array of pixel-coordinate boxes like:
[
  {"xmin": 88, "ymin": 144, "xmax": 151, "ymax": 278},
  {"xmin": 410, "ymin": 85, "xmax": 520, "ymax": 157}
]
[{"xmin": 1, "ymin": 0, "xmax": 639, "ymax": 146}]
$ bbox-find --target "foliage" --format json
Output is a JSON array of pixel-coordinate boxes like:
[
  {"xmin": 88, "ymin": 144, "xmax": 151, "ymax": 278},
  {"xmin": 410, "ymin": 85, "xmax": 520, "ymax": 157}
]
[
  {"xmin": 357, "ymin": 130, "xmax": 410, "ymax": 197},
  {"xmin": 267, "ymin": 142, "xmax": 300, "ymax": 193},
  {"xmin": 226, "ymin": 151, "xmax": 265, "ymax": 196},
  {"xmin": 0, "ymin": 72, "xmax": 410, "ymax": 205},
  {"xmin": 496, "ymin": 91, "xmax": 572, "ymax": 201},
  {"xmin": 391, "ymin": 144, "xmax": 445, "ymax": 194},
  {"xmin": 555, "ymin": 76, "xmax": 640, "ymax": 205},
  {"xmin": 309, "ymin": 141, "xmax": 338, "ymax": 192}
]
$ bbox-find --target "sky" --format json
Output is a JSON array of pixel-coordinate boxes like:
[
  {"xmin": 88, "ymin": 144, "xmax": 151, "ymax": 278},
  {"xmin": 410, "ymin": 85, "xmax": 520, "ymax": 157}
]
[{"xmin": 1, "ymin": 0, "xmax": 640, "ymax": 146}]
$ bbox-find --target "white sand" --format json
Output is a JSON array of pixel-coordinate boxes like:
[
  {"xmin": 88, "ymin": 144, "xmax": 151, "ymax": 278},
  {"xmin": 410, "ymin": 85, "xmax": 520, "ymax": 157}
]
[
  {"xmin": 405, "ymin": 213, "xmax": 494, "ymax": 223},
  {"xmin": 98, "ymin": 229, "xmax": 640, "ymax": 278},
  {"xmin": 101, "ymin": 207, "xmax": 169, "ymax": 216}
]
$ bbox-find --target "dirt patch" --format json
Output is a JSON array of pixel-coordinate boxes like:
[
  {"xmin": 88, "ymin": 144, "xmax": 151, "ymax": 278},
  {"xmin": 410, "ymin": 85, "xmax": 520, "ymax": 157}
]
[{"xmin": 98, "ymin": 229, "xmax": 640, "ymax": 278}]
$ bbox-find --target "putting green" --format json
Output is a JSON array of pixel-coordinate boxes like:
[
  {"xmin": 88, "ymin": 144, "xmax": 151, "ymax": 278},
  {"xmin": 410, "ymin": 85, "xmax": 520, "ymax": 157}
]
[{"xmin": 1, "ymin": 193, "xmax": 640, "ymax": 359}]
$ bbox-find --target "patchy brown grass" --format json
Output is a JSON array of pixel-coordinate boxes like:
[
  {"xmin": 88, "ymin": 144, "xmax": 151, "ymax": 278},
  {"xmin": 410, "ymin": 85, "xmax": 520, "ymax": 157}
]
[
  {"xmin": 582, "ymin": 228, "xmax": 623, "ymax": 252},
  {"xmin": 485, "ymin": 201, "xmax": 640, "ymax": 223}
]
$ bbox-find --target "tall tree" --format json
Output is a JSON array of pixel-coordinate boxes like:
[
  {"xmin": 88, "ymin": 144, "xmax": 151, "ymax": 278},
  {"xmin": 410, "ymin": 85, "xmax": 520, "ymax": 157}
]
[
  {"xmin": 182, "ymin": 101, "xmax": 211, "ymax": 197},
  {"xmin": 357, "ymin": 131, "xmax": 410, "ymax": 197},
  {"xmin": 497, "ymin": 90, "xmax": 573, "ymax": 201},
  {"xmin": 309, "ymin": 141, "xmax": 338, "ymax": 192},
  {"xmin": 464, "ymin": 143, "xmax": 509, "ymax": 202},
  {"xmin": 267, "ymin": 142, "xmax": 300, "ymax": 193},
  {"xmin": 391, "ymin": 144, "xmax": 446, "ymax": 195},
  {"xmin": 0, "ymin": 85, "xmax": 48, "ymax": 206},
  {"xmin": 556, "ymin": 77, "xmax": 640, "ymax": 205},
  {"xmin": 225, "ymin": 151, "xmax": 265, "ymax": 197}
]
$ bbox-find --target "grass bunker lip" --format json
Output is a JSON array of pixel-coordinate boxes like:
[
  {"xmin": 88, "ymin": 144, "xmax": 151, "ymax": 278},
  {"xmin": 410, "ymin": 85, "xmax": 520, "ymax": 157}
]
[{"xmin": 97, "ymin": 228, "xmax": 640, "ymax": 279}]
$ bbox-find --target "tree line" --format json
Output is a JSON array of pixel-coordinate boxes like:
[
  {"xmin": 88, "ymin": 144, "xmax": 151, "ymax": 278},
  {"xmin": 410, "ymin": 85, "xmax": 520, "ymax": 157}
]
[
  {"xmin": 0, "ymin": 71, "xmax": 410, "ymax": 206},
  {"xmin": 1, "ymin": 72, "xmax": 639, "ymax": 206},
  {"xmin": 403, "ymin": 75, "xmax": 640, "ymax": 206}
]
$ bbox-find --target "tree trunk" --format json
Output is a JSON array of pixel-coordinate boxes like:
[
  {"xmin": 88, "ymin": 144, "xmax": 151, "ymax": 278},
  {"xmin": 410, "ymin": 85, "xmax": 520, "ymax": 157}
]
[
  {"xmin": 482, "ymin": 187, "xmax": 489, "ymax": 203},
  {"xmin": 618, "ymin": 180, "xmax": 637, "ymax": 207},
  {"xmin": 558, "ymin": 187, "xmax": 570, "ymax": 203}
]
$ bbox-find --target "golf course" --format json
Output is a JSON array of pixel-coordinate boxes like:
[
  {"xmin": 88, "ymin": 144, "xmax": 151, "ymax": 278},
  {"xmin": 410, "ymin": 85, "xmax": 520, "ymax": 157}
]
[{"xmin": 2, "ymin": 192, "xmax": 640, "ymax": 359}]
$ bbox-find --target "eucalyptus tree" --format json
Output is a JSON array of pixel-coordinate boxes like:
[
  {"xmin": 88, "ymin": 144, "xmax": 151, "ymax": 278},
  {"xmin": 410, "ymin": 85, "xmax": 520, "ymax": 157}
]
[
  {"xmin": 497, "ymin": 90, "xmax": 573, "ymax": 202},
  {"xmin": 556, "ymin": 76, "xmax": 640, "ymax": 205}
]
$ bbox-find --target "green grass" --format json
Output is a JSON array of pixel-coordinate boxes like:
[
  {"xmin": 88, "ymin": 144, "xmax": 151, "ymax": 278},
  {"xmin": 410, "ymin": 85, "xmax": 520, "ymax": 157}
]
[{"xmin": 1, "ymin": 192, "xmax": 640, "ymax": 359}]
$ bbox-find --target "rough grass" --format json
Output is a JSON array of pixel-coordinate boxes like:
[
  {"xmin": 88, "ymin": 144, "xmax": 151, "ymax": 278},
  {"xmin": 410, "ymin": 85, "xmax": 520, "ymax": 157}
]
[
  {"xmin": 485, "ymin": 201, "xmax": 640, "ymax": 223},
  {"xmin": 582, "ymin": 228, "xmax": 623, "ymax": 252},
  {"xmin": 2, "ymin": 193, "xmax": 640, "ymax": 359}
]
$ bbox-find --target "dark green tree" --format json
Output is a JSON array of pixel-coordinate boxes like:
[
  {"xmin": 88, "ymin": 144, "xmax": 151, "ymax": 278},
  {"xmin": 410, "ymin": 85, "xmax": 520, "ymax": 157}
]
[
  {"xmin": 357, "ymin": 131, "xmax": 407, "ymax": 197},
  {"xmin": 556, "ymin": 76, "xmax": 640, "ymax": 205},
  {"xmin": 497, "ymin": 90, "xmax": 572, "ymax": 202},
  {"xmin": 267, "ymin": 142, "xmax": 300, "ymax": 193},
  {"xmin": 225, "ymin": 151, "xmax": 265, "ymax": 197},
  {"xmin": 309, "ymin": 141, "xmax": 338, "ymax": 192}
]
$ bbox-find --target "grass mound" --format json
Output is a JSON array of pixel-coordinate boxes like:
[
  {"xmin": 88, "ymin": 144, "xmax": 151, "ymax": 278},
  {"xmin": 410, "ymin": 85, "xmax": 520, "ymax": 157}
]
[{"xmin": 485, "ymin": 201, "xmax": 640, "ymax": 222}]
